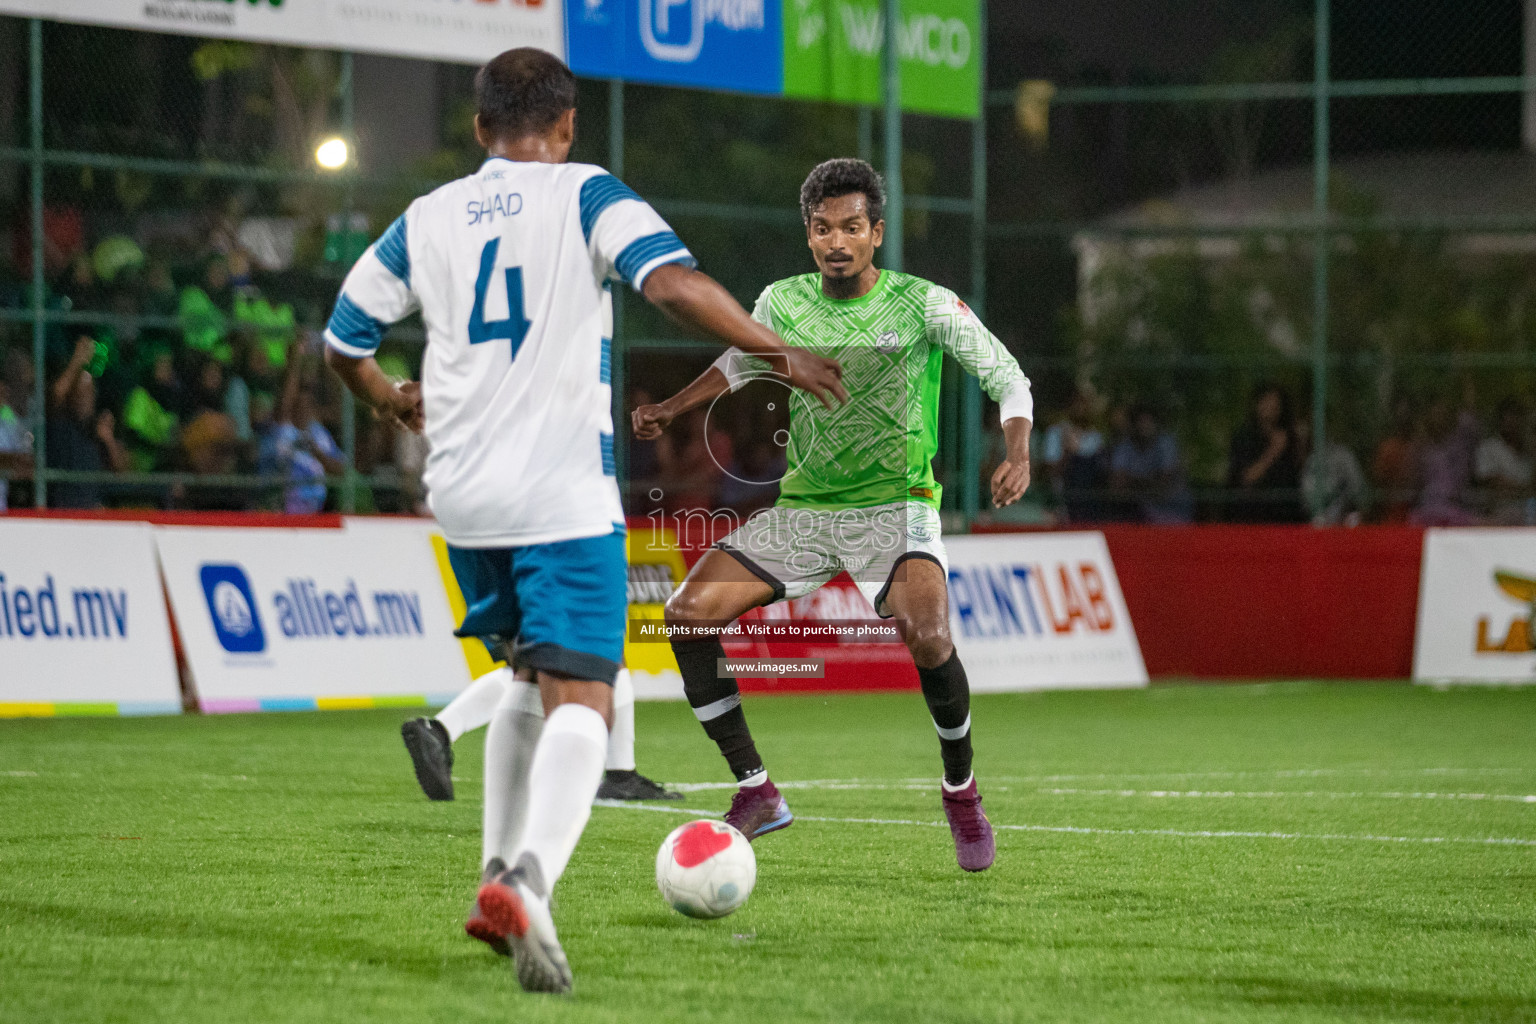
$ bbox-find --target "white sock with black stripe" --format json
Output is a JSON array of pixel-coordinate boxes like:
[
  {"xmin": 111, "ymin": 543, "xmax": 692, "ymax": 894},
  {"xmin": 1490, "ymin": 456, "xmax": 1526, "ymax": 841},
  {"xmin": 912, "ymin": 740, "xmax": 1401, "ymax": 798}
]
[
  {"xmin": 672, "ymin": 637, "xmax": 765, "ymax": 782},
  {"xmin": 917, "ymin": 649, "xmax": 974, "ymax": 786}
]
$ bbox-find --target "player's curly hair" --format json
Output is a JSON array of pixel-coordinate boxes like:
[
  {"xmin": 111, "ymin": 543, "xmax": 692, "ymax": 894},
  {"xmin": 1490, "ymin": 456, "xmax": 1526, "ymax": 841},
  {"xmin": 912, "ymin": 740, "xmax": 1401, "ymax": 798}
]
[
  {"xmin": 799, "ymin": 158, "xmax": 886, "ymax": 226},
  {"xmin": 475, "ymin": 48, "xmax": 577, "ymax": 140}
]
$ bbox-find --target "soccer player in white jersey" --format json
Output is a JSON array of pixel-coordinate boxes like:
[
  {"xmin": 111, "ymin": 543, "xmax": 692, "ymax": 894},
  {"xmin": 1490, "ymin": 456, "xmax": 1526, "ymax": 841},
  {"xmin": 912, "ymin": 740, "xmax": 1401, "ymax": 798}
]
[
  {"xmin": 401, "ymin": 665, "xmax": 682, "ymax": 802},
  {"xmin": 323, "ymin": 49, "xmax": 845, "ymax": 993}
]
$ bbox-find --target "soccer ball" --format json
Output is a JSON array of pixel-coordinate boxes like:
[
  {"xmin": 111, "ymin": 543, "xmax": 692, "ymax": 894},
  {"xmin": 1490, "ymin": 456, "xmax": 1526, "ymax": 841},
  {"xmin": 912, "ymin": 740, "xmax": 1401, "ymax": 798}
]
[{"xmin": 655, "ymin": 819, "xmax": 756, "ymax": 919}]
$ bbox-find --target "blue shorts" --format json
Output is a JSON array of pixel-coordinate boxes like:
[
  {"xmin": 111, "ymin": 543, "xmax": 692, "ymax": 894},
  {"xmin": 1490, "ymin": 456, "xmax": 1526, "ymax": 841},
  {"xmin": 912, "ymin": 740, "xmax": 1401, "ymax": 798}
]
[{"xmin": 448, "ymin": 530, "xmax": 627, "ymax": 685}]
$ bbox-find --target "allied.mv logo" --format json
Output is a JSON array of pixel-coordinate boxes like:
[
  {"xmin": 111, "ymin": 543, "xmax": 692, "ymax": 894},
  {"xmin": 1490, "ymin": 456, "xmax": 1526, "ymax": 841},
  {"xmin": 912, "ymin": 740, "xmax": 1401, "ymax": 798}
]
[{"xmin": 200, "ymin": 564, "xmax": 267, "ymax": 654}]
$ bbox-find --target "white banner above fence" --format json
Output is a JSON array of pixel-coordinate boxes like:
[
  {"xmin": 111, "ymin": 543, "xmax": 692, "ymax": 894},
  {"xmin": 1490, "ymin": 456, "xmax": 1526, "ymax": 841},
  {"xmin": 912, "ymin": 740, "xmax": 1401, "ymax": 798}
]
[
  {"xmin": 0, "ymin": 519, "xmax": 181, "ymax": 715},
  {"xmin": 944, "ymin": 532, "xmax": 1148, "ymax": 691},
  {"xmin": 1414, "ymin": 528, "xmax": 1536, "ymax": 685},
  {"xmin": 2, "ymin": 0, "xmax": 565, "ymax": 64},
  {"xmin": 157, "ymin": 526, "xmax": 470, "ymax": 711}
]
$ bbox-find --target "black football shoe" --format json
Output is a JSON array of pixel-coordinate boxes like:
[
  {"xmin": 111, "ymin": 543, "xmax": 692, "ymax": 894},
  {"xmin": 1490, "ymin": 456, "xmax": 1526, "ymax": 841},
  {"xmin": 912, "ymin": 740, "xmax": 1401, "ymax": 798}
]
[
  {"xmin": 595, "ymin": 769, "xmax": 683, "ymax": 801},
  {"xmin": 401, "ymin": 717, "xmax": 454, "ymax": 801}
]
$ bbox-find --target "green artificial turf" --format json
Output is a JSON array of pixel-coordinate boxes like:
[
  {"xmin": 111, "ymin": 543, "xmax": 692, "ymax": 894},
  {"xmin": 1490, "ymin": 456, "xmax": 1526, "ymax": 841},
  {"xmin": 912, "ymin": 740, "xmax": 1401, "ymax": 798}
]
[{"xmin": 1, "ymin": 682, "xmax": 1533, "ymax": 1023}]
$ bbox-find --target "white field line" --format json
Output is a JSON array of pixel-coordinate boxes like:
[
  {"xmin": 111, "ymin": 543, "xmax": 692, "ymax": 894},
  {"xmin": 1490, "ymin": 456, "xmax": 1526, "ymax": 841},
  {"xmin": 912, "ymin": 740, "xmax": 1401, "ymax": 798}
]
[
  {"xmin": 594, "ymin": 800, "xmax": 1536, "ymax": 848},
  {"xmin": 1039, "ymin": 787, "xmax": 1536, "ymax": 804},
  {"xmin": 671, "ymin": 768, "xmax": 1534, "ymax": 793},
  {"xmin": 987, "ymin": 767, "xmax": 1534, "ymax": 782},
  {"xmin": 671, "ymin": 778, "xmax": 1536, "ymax": 804}
]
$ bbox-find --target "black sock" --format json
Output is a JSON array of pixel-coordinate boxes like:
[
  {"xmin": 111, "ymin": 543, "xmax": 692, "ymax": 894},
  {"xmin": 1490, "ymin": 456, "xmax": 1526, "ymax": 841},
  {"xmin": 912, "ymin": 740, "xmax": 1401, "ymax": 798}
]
[
  {"xmin": 918, "ymin": 649, "xmax": 973, "ymax": 786},
  {"xmin": 671, "ymin": 637, "xmax": 764, "ymax": 782}
]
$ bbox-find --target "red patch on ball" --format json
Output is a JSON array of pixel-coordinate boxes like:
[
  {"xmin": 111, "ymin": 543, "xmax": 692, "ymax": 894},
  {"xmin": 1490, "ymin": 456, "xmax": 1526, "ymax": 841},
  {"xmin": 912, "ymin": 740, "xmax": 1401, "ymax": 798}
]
[{"xmin": 673, "ymin": 821, "xmax": 733, "ymax": 868}]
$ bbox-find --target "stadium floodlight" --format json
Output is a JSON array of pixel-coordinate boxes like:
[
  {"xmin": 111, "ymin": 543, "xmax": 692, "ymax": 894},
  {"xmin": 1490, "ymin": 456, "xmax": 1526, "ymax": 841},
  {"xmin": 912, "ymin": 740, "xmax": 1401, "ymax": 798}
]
[{"xmin": 315, "ymin": 137, "xmax": 350, "ymax": 171}]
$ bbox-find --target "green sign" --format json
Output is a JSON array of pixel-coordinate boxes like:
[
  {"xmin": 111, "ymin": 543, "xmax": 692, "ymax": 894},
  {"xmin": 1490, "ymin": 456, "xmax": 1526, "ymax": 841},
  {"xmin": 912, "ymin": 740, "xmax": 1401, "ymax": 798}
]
[{"xmin": 782, "ymin": 0, "xmax": 980, "ymax": 119}]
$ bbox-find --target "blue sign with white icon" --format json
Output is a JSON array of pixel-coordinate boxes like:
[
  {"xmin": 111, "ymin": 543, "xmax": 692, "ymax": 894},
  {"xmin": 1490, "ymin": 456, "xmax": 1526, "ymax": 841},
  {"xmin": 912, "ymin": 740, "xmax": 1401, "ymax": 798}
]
[
  {"xmin": 567, "ymin": 0, "xmax": 783, "ymax": 94},
  {"xmin": 200, "ymin": 563, "xmax": 267, "ymax": 655}
]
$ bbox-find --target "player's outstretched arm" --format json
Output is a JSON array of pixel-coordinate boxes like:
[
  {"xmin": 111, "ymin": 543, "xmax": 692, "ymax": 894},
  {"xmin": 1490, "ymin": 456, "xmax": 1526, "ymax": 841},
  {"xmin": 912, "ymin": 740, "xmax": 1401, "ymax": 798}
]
[
  {"xmin": 924, "ymin": 286, "xmax": 1034, "ymax": 507},
  {"xmin": 641, "ymin": 264, "xmax": 848, "ymax": 410},
  {"xmin": 631, "ymin": 365, "xmax": 731, "ymax": 440},
  {"xmin": 324, "ymin": 349, "xmax": 424, "ymax": 434}
]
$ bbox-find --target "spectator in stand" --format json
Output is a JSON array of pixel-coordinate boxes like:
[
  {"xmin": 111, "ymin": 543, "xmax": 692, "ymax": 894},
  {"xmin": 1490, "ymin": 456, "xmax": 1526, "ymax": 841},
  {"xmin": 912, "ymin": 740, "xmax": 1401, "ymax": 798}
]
[
  {"xmin": 1109, "ymin": 403, "xmax": 1194, "ymax": 524},
  {"xmin": 1226, "ymin": 382, "xmax": 1304, "ymax": 522},
  {"xmin": 272, "ymin": 348, "xmax": 345, "ymax": 514},
  {"xmin": 179, "ymin": 255, "xmax": 234, "ymax": 364},
  {"xmin": 45, "ymin": 336, "xmax": 128, "ymax": 509},
  {"xmin": 4, "ymin": 348, "xmax": 37, "ymax": 432},
  {"xmin": 228, "ymin": 250, "xmax": 296, "ymax": 371},
  {"xmin": 1371, "ymin": 395, "xmax": 1420, "ymax": 523},
  {"xmin": 0, "ymin": 374, "xmax": 34, "ymax": 512},
  {"xmin": 178, "ymin": 407, "xmax": 248, "ymax": 512},
  {"xmin": 1475, "ymin": 397, "xmax": 1533, "ymax": 525},
  {"xmin": 223, "ymin": 327, "xmax": 281, "ymax": 445},
  {"xmin": 1412, "ymin": 390, "xmax": 1481, "ymax": 526},
  {"xmin": 188, "ymin": 355, "xmax": 230, "ymax": 418},
  {"xmin": 224, "ymin": 353, "xmax": 253, "ymax": 444},
  {"xmin": 120, "ymin": 344, "xmax": 185, "ymax": 472},
  {"xmin": 1040, "ymin": 388, "xmax": 1107, "ymax": 522},
  {"xmin": 1296, "ymin": 415, "xmax": 1368, "ymax": 526}
]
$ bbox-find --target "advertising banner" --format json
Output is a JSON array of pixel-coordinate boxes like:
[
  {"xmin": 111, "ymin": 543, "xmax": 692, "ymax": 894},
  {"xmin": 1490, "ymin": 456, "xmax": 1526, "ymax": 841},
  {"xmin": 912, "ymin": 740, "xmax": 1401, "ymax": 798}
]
[
  {"xmin": 0, "ymin": 520, "xmax": 181, "ymax": 716},
  {"xmin": 782, "ymin": 0, "xmax": 979, "ymax": 117},
  {"xmin": 566, "ymin": 0, "xmax": 978, "ymax": 115},
  {"xmin": 157, "ymin": 526, "xmax": 470, "ymax": 711},
  {"xmin": 15, "ymin": 0, "xmax": 982, "ymax": 118},
  {"xmin": 343, "ymin": 516, "xmax": 500, "ymax": 682},
  {"xmin": 342, "ymin": 519, "xmax": 1145, "ymax": 696},
  {"xmin": 566, "ymin": 0, "xmax": 783, "ymax": 94},
  {"xmin": 944, "ymin": 532, "xmax": 1147, "ymax": 691},
  {"xmin": 0, "ymin": 0, "xmax": 565, "ymax": 65},
  {"xmin": 1414, "ymin": 528, "xmax": 1536, "ymax": 684}
]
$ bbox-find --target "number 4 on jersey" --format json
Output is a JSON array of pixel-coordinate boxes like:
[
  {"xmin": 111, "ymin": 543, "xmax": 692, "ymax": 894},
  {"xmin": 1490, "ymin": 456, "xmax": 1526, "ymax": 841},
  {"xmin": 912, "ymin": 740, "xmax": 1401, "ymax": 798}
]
[{"xmin": 469, "ymin": 237, "xmax": 531, "ymax": 353}]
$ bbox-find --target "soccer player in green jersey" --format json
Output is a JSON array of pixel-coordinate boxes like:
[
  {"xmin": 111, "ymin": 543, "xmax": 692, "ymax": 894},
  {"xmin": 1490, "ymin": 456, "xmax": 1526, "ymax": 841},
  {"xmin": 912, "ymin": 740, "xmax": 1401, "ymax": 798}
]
[{"xmin": 632, "ymin": 159, "xmax": 1033, "ymax": 872}]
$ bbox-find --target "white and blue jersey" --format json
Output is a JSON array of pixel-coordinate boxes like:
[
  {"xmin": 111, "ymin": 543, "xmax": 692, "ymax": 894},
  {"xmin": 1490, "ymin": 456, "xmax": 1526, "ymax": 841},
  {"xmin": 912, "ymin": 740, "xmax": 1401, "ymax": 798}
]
[{"xmin": 325, "ymin": 158, "xmax": 695, "ymax": 549}]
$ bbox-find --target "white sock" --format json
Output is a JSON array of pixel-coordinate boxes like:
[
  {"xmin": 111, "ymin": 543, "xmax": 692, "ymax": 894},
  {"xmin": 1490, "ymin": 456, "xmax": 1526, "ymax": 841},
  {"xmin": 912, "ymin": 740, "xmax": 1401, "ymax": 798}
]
[
  {"xmin": 605, "ymin": 668, "xmax": 636, "ymax": 772},
  {"xmin": 740, "ymin": 769, "xmax": 768, "ymax": 787},
  {"xmin": 516, "ymin": 702, "xmax": 609, "ymax": 888},
  {"xmin": 481, "ymin": 678, "xmax": 544, "ymax": 870},
  {"xmin": 437, "ymin": 667, "xmax": 512, "ymax": 743},
  {"xmin": 941, "ymin": 772, "xmax": 975, "ymax": 793}
]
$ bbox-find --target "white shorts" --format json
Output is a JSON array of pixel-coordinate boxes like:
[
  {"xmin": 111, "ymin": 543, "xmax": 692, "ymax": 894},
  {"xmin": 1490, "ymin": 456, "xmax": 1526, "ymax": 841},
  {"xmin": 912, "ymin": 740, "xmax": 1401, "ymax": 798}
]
[{"xmin": 715, "ymin": 501, "xmax": 947, "ymax": 618}]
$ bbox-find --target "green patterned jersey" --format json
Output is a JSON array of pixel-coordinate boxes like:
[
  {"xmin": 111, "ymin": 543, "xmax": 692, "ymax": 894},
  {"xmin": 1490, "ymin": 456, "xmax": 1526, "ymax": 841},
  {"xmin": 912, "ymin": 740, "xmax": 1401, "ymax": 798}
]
[{"xmin": 715, "ymin": 270, "xmax": 1032, "ymax": 511}]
